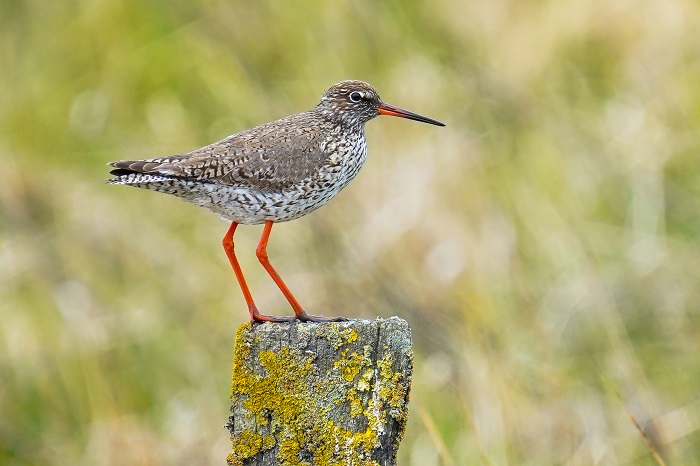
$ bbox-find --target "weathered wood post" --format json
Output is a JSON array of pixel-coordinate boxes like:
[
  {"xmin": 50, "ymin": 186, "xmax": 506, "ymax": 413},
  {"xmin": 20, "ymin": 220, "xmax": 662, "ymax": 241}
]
[{"xmin": 226, "ymin": 317, "xmax": 413, "ymax": 466}]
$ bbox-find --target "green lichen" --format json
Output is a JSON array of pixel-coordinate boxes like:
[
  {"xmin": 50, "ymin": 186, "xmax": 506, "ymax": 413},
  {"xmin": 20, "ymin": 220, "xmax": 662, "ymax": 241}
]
[{"xmin": 227, "ymin": 321, "xmax": 412, "ymax": 465}]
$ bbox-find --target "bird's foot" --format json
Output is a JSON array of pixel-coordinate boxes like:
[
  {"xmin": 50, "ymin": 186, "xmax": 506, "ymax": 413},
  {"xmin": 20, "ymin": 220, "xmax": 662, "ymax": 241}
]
[
  {"xmin": 295, "ymin": 311, "xmax": 349, "ymax": 323},
  {"xmin": 249, "ymin": 308, "xmax": 297, "ymax": 323},
  {"xmin": 249, "ymin": 308, "xmax": 349, "ymax": 323}
]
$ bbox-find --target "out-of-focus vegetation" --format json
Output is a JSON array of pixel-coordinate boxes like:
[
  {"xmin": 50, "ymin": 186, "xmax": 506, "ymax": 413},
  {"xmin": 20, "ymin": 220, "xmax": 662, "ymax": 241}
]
[{"xmin": 2, "ymin": 0, "xmax": 700, "ymax": 464}]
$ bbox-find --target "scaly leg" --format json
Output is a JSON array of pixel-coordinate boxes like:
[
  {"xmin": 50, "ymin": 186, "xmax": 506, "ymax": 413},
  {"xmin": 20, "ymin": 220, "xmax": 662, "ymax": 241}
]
[
  {"xmin": 222, "ymin": 221, "xmax": 294, "ymax": 322},
  {"xmin": 256, "ymin": 221, "xmax": 346, "ymax": 322}
]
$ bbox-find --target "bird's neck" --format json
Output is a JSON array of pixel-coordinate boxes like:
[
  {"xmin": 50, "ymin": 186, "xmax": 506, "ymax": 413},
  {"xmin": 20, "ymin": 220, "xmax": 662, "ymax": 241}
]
[{"xmin": 313, "ymin": 107, "xmax": 365, "ymax": 134}]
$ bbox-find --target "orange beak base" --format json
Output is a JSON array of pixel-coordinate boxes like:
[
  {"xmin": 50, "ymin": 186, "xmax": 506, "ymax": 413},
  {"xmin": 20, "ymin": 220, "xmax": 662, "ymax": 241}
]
[{"xmin": 377, "ymin": 103, "xmax": 445, "ymax": 126}]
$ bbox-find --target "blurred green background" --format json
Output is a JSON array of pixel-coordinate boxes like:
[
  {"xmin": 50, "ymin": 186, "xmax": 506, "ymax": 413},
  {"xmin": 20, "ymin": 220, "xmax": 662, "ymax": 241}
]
[{"xmin": 2, "ymin": 0, "xmax": 700, "ymax": 464}]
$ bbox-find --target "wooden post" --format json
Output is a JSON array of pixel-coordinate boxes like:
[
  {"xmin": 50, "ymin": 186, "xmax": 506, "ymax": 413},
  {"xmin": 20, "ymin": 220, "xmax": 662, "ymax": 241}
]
[{"xmin": 226, "ymin": 317, "xmax": 413, "ymax": 466}]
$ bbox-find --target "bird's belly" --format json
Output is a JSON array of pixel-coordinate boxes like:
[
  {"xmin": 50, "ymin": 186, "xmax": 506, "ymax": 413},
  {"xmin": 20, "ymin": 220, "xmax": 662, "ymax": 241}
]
[
  {"xmin": 206, "ymin": 184, "xmax": 343, "ymax": 225},
  {"xmin": 175, "ymin": 166, "xmax": 363, "ymax": 225},
  {"xmin": 135, "ymin": 142, "xmax": 368, "ymax": 225},
  {"xmin": 213, "ymin": 143, "xmax": 367, "ymax": 224}
]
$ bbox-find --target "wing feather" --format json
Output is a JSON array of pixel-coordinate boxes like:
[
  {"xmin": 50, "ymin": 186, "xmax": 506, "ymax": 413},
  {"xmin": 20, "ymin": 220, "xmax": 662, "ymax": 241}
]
[{"xmin": 108, "ymin": 112, "xmax": 328, "ymax": 190}]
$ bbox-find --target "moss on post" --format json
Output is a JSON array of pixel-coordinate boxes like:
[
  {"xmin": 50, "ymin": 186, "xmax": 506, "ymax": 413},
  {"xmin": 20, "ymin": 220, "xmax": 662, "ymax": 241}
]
[{"xmin": 226, "ymin": 317, "xmax": 413, "ymax": 466}]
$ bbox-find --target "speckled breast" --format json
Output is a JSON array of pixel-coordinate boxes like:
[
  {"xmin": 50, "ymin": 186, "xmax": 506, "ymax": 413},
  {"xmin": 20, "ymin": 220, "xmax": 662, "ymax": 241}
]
[{"xmin": 199, "ymin": 132, "xmax": 368, "ymax": 224}]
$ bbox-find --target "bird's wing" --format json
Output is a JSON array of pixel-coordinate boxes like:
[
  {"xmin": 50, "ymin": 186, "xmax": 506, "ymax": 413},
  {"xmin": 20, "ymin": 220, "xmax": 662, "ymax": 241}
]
[{"xmin": 109, "ymin": 114, "xmax": 329, "ymax": 191}]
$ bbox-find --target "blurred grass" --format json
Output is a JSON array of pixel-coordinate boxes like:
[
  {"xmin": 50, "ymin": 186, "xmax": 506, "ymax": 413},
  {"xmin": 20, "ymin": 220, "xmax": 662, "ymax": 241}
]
[{"xmin": 2, "ymin": 0, "xmax": 700, "ymax": 464}]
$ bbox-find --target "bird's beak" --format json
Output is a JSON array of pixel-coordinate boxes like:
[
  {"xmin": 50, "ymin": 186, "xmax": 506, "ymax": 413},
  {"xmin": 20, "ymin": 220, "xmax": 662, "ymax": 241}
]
[{"xmin": 377, "ymin": 102, "xmax": 445, "ymax": 127}]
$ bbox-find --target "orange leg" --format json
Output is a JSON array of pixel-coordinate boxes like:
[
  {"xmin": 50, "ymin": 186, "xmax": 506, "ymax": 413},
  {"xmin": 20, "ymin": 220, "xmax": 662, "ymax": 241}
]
[
  {"xmin": 222, "ymin": 221, "xmax": 294, "ymax": 322},
  {"xmin": 256, "ymin": 221, "xmax": 346, "ymax": 322}
]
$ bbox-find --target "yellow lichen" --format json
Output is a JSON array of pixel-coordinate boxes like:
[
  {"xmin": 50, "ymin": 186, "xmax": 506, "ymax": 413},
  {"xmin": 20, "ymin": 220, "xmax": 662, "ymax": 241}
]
[
  {"xmin": 333, "ymin": 348, "xmax": 371, "ymax": 382},
  {"xmin": 350, "ymin": 397, "xmax": 363, "ymax": 417},
  {"xmin": 225, "ymin": 452, "xmax": 241, "ymax": 466},
  {"xmin": 228, "ymin": 322, "xmax": 411, "ymax": 465},
  {"xmin": 377, "ymin": 353, "xmax": 394, "ymax": 379},
  {"xmin": 279, "ymin": 438, "xmax": 306, "ymax": 465},
  {"xmin": 230, "ymin": 431, "xmax": 264, "ymax": 459},
  {"xmin": 342, "ymin": 327, "xmax": 358, "ymax": 343},
  {"xmin": 357, "ymin": 369, "xmax": 374, "ymax": 392}
]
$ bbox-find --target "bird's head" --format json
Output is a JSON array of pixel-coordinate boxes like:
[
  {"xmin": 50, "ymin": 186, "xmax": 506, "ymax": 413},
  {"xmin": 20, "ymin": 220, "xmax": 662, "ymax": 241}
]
[{"xmin": 317, "ymin": 80, "xmax": 445, "ymax": 128}]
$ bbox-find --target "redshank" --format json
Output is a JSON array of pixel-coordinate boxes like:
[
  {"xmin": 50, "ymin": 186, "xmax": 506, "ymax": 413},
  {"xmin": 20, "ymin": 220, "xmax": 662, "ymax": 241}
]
[{"xmin": 108, "ymin": 80, "xmax": 445, "ymax": 322}]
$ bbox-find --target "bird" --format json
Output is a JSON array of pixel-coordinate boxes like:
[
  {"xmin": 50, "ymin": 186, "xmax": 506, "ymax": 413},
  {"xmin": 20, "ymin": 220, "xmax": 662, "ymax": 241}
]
[{"xmin": 107, "ymin": 80, "xmax": 445, "ymax": 322}]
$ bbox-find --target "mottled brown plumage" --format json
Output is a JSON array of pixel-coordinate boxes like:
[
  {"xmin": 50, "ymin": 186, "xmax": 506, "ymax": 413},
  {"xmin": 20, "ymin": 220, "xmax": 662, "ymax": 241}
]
[{"xmin": 108, "ymin": 80, "xmax": 444, "ymax": 322}]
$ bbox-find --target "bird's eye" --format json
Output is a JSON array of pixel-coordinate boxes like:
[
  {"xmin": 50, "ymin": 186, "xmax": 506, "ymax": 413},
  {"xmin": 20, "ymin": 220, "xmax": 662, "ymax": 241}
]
[{"xmin": 348, "ymin": 91, "xmax": 363, "ymax": 103}]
